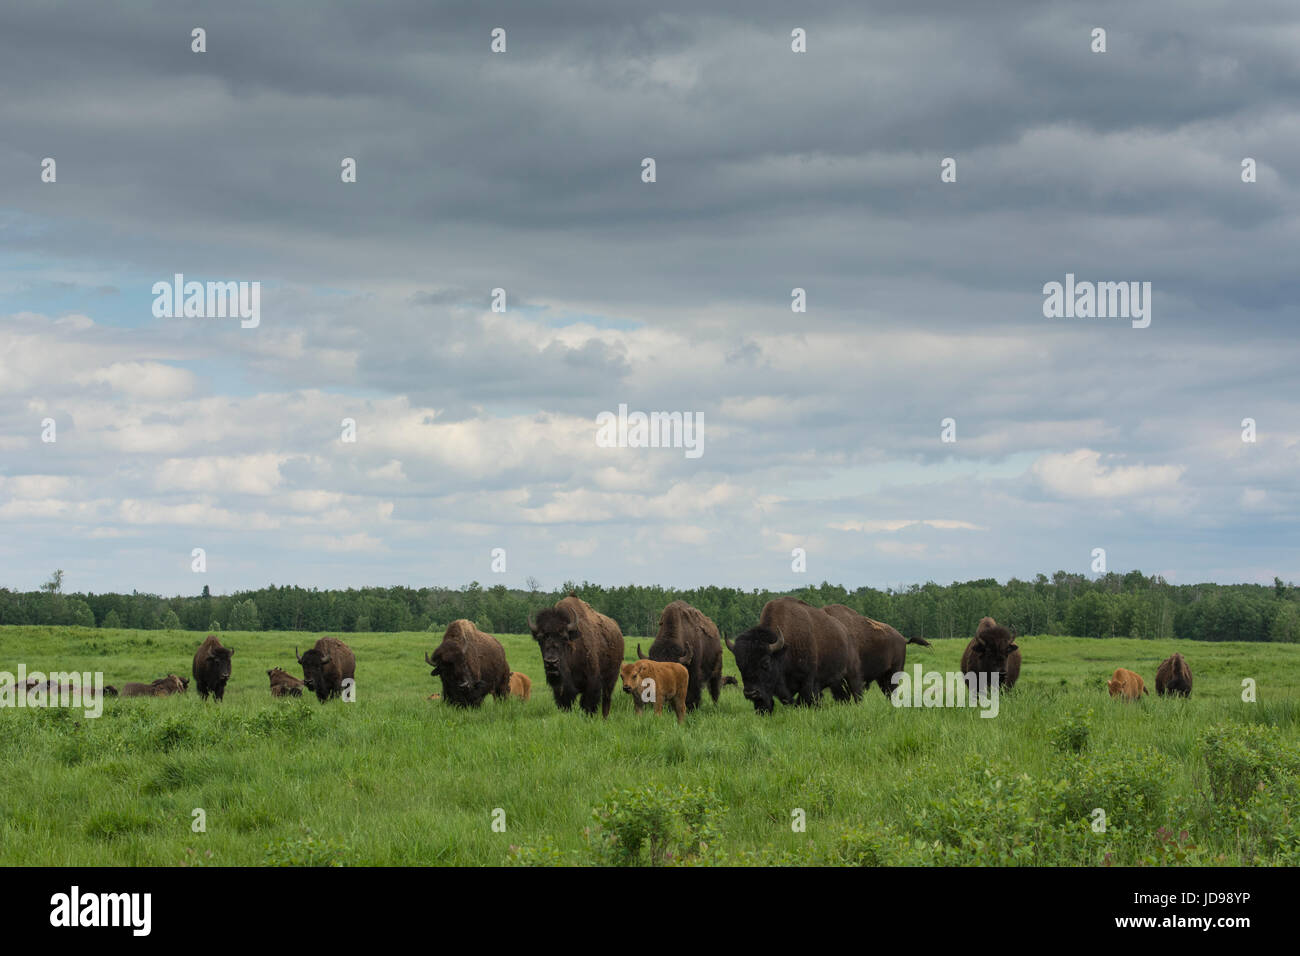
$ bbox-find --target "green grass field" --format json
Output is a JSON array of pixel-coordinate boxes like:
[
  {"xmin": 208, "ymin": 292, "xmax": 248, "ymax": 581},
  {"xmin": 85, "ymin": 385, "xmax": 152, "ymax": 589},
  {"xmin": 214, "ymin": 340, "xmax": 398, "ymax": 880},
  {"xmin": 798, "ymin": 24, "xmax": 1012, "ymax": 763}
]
[{"xmin": 2, "ymin": 626, "xmax": 1298, "ymax": 866}]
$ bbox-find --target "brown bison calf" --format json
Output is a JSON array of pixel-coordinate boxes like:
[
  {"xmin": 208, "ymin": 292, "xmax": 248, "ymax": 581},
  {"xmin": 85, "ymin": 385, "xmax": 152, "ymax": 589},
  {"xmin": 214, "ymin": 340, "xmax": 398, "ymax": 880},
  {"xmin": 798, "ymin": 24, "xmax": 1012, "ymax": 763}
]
[
  {"xmin": 620, "ymin": 659, "xmax": 690, "ymax": 724},
  {"xmin": 267, "ymin": 667, "xmax": 306, "ymax": 698},
  {"xmin": 1155, "ymin": 653, "xmax": 1192, "ymax": 698},
  {"xmin": 508, "ymin": 671, "xmax": 532, "ymax": 701},
  {"xmin": 121, "ymin": 674, "xmax": 189, "ymax": 697},
  {"xmin": 1107, "ymin": 668, "xmax": 1147, "ymax": 700}
]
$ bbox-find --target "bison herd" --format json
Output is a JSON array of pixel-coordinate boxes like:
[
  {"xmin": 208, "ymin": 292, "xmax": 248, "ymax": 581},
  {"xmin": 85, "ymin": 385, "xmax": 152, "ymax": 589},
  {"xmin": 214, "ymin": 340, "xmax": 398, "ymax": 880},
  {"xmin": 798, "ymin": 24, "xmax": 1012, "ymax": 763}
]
[{"xmin": 73, "ymin": 596, "xmax": 1196, "ymax": 716}]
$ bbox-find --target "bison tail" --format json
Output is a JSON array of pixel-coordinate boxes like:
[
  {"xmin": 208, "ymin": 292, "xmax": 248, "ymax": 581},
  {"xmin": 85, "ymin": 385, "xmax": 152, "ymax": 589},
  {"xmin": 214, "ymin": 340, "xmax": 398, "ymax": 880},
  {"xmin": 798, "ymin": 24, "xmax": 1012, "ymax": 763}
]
[{"xmin": 907, "ymin": 636, "xmax": 932, "ymax": 648}]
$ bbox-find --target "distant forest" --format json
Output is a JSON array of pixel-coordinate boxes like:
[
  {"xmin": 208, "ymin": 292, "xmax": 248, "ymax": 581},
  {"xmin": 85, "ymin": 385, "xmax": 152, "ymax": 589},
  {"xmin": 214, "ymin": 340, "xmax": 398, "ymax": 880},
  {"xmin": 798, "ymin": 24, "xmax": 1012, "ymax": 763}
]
[{"xmin": 3, "ymin": 570, "xmax": 1298, "ymax": 643}]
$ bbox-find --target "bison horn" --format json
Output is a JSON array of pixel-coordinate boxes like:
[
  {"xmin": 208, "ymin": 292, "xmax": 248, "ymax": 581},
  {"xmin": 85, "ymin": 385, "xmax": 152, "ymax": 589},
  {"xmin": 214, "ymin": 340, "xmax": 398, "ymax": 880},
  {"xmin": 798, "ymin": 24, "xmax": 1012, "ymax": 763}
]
[
  {"xmin": 724, "ymin": 634, "xmax": 736, "ymax": 652},
  {"xmin": 679, "ymin": 644, "xmax": 693, "ymax": 665},
  {"xmin": 294, "ymin": 646, "xmax": 302, "ymax": 663},
  {"xmin": 527, "ymin": 613, "xmax": 536, "ymax": 633},
  {"xmin": 424, "ymin": 652, "xmax": 434, "ymax": 666},
  {"xmin": 637, "ymin": 644, "xmax": 647, "ymax": 660},
  {"xmin": 767, "ymin": 627, "xmax": 786, "ymax": 654}
]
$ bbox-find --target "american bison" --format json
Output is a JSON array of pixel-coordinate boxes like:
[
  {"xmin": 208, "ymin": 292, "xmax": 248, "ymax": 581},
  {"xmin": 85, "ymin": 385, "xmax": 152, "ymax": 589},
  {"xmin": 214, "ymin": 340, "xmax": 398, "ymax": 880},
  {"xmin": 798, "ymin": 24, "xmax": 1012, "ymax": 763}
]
[
  {"xmin": 823, "ymin": 604, "xmax": 930, "ymax": 699},
  {"xmin": 296, "ymin": 637, "xmax": 356, "ymax": 702},
  {"xmin": 1155, "ymin": 653, "xmax": 1192, "ymax": 698},
  {"xmin": 192, "ymin": 635, "xmax": 233, "ymax": 702},
  {"xmin": 267, "ymin": 667, "xmax": 306, "ymax": 698},
  {"xmin": 960, "ymin": 617, "xmax": 1021, "ymax": 692},
  {"xmin": 121, "ymin": 674, "xmax": 188, "ymax": 697},
  {"xmin": 529, "ymin": 595, "xmax": 624, "ymax": 717},
  {"xmin": 508, "ymin": 671, "xmax": 532, "ymax": 701},
  {"xmin": 1107, "ymin": 667, "xmax": 1147, "ymax": 700},
  {"xmin": 725, "ymin": 597, "xmax": 858, "ymax": 713},
  {"xmin": 425, "ymin": 620, "xmax": 511, "ymax": 708},
  {"xmin": 620, "ymin": 659, "xmax": 690, "ymax": 724},
  {"xmin": 637, "ymin": 600, "xmax": 724, "ymax": 711}
]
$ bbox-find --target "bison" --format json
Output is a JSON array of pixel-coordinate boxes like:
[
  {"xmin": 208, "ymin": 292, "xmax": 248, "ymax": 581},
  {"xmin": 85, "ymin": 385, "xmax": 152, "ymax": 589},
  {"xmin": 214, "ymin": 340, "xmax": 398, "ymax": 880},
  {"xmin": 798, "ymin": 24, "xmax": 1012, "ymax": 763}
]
[
  {"xmin": 121, "ymin": 674, "xmax": 188, "ymax": 697},
  {"xmin": 296, "ymin": 637, "xmax": 356, "ymax": 702},
  {"xmin": 725, "ymin": 597, "xmax": 859, "ymax": 713},
  {"xmin": 529, "ymin": 595, "xmax": 624, "ymax": 717},
  {"xmin": 1155, "ymin": 653, "xmax": 1192, "ymax": 698},
  {"xmin": 1107, "ymin": 667, "xmax": 1147, "ymax": 700},
  {"xmin": 425, "ymin": 620, "xmax": 511, "ymax": 708},
  {"xmin": 636, "ymin": 600, "xmax": 725, "ymax": 711},
  {"xmin": 620, "ymin": 659, "xmax": 690, "ymax": 724},
  {"xmin": 192, "ymin": 635, "xmax": 234, "ymax": 702},
  {"xmin": 508, "ymin": 671, "xmax": 532, "ymax": 702},
  {"xmin": 267, "ymin": 667, "xmax": 306, "ymax": 698},
  {"xmin": 960, "ymin": 616, "xmax": 1021, "ymax": 692},
  {"xmin": 823, "ymin": 604, "xmax": 930, "ymax": 699}
]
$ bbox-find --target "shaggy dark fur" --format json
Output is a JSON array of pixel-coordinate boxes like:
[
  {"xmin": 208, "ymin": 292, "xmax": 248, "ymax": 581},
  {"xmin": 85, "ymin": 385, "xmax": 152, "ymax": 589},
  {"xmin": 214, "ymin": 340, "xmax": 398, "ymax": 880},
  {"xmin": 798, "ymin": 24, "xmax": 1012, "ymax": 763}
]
[
  {"xmin": 296, "ymin": 637, "xmax": 356, "ymax": 702},
  {"xmin": 637, "ymin": 600, "xmax": 725, "ymax": 710},
  {"xmin": 192, "ymin": 634, "xmax": 234, "ymax": 702},
  {"xmin": 426, "ymin": 619, "xmax": 512, "ymax": 708},
  {"xmin": 725, "ymin": 598, "xmax": 858, "ymax": 713},
  {"xmin": 267, "ymin": 667, "xmax": 306, "ymax": 698},
  {"xmin": 822, "ymin": 605, "xmax": 927, "ymax": 699},
  {"xmin": 1155, "ymin": 653, "xmax": 1192, "ymax": 698},
  {"xmin": 529, "ymin": 595, "xmax": 624, "ymax": 718},
  {"xmin": 959, "ymin": 616, "xmax": 1021, "ymax": 691},
  {"xmin": 121, "ymin": 674, "xmax": 188, "ymax": 697}
]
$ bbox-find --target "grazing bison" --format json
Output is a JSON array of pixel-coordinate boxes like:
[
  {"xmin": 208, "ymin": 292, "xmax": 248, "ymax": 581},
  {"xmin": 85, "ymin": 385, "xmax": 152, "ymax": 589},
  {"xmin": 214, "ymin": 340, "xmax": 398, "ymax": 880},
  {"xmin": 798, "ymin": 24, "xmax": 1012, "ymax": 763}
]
[
  {"xmin": 425, "ymin": 620, "xmax": 511, "ymax": 708},
  {"xmin": 637, "ymin": 600, "xmax": 725, "ymax": 711},
  {"xmin": 620, "ymin": 659, "xmax": 690, "ymax": 724},
  {"xmin": 296, "ymin": 637, "xmax": 356, "ymax": 703},
  {"xmin": 1155, "ymin": 653, "xmax": 1192, "ymax": 698},
  {"xmin": 192, "ymin": 635, "xmax": 234, "ymax": 702},
  {"xmin": 267, "ymin": 667, "xmax": 306, "ymax": 698},
  {"xmin": 508, "ymin": 671, "xmax": 532, "ymax": 702},
  {"xmin": 1107, "ymin": 667, "xmax": 1147, "ymax": 700},
  {"xmin": 823, "ymin": 605, "xmax": 930, "ymax": 699},
  {"xmin": 529, "ymin": 595, "xmax": 624, "ymax": 717},
  {"xmin": 121, "ymin": 674, "xmax": 188, "ymax": 697},
  {"xmin": 960, "ymin": 617, "xmax": 1021, "ymax": 691},
  {"xmin": 725, "ymin": 597, "xmax": 858, "ymax": 713}
]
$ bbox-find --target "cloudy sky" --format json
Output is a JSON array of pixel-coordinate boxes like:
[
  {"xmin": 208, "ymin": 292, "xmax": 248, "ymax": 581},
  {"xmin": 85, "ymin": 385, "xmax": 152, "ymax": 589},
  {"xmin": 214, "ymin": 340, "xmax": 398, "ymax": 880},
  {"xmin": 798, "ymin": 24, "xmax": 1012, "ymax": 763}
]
[{"xmin": 1, "ymin": 0, "xmax": 1297, "ymax": 596}]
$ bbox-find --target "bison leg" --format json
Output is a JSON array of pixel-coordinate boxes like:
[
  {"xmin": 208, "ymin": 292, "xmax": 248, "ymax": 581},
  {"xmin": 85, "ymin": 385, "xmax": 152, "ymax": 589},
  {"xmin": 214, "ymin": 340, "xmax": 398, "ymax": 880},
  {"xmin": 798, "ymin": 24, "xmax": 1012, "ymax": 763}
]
[
  {"xmin": 708, "ymin": 670, "xmax": 722, "ymax": 705},
  {"xmin": 674, "ymin": 696, "xmax": 686, "ymax": 724},
  {"xmin": 685, "ymin": 676, "xmax": 702, "ymax": 711},
  {"xmin": 877, "ymin": 674, "xmax": 896, "ymax": 699}
]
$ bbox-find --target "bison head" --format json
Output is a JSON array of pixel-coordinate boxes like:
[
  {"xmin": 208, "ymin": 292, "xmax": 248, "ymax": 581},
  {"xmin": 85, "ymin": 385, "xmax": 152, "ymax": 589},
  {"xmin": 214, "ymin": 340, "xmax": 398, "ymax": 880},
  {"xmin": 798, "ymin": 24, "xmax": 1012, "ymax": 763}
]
[
  {"xmin": 296, "ymin": 645, "xmax": 331, "ymax": 692},
  {"xmin": 426, "ymin": 643, "xmax": 478, "ymax": 697},
  {"xmin": 966, "ymin": 622, "xmax": 1018, "ymax": 681},
  {"xmin": 530, "ymin": 606, "xmax": 581, "ymax": 689},
  {"xmin": 724, "ymin": 626, "xmax": 789, "ymax": 714},
  {"xmin": 203, "ymin": 640, "xmax": 234, "ymax": 681}
]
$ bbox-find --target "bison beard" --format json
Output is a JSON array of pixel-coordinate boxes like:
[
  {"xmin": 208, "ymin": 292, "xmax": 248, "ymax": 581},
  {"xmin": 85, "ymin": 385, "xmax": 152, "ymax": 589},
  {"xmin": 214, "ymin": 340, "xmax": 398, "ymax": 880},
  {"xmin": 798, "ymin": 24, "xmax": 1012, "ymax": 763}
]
[
  {"xmin": 637, "ymin": 600, "xmax": 725, "ymax": 711},
  {"xmin": 529, "ymin": 595, "xmax": 624, "ymax": 718},
  {"xmin": 192, "ymin": 634, "xmax": 233, "ymax": 702},
  {"xmin": 296, "ymin": 637, "xmax": 356, "ymax": 703},
  {"xmin": 425, "ymin": 620, "xmax": 511, "ymax": 708},
  {"xmin": 1155, "ymin": 653, "xmax": 1192, "ymax": 698},
  {"xmin": 725, "ymin": 597, "xmax": 856, "ymax": 713},
  {"xmin": 959, "ymin": 617, "xmax": 1021, "ymax": 692}
]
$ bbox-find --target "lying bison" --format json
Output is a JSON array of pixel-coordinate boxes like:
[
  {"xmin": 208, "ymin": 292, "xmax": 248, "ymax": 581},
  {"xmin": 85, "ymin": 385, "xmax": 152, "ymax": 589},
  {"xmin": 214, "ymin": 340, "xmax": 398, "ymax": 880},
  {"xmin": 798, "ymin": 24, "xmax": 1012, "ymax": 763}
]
[
  {"xmin": 192, "ymin": 635, "xmax": 234, "ymax": 702},
  {"xmin": 1155, "ymin": 653, "xmax": 1192, "ymax": 698},
  {"xmin": 823, "ymin": 604, "xmax": 929, "ymax": 699},
  {"xmin": 426, "ymin": 619, "xmax": 511, "ymax": 708},
  {"xmin": 508, "ymin": 671, "xmax": 532, "ymax": 701},
  {"xmin": 529, "ymin": 595, "xmax": 624, "ymax": 717},
  {"xmin": 960, "ymin": 616, "xmax": 1021, "ymax": 692},
  {"xmin": 267, "ymin": 667, "xmax": 306, "ymax": 698},
  {"xmin": 725, "ymin": 597, "xmax": 858, "ymax": 713},
  {"xmin": 121, "ymin": 674, "xmax": 189, "ymax": 697},
  {"xmin": 1107, "ymin": 667, "xmax": 1147, "ymax": 700},
  {"xmin": 637, "ymin": 600, "xmax": 724, "ymax": 711},
  {"xmin": 296, "ymin": 637, "xmax": 356, "ymax": 702}
]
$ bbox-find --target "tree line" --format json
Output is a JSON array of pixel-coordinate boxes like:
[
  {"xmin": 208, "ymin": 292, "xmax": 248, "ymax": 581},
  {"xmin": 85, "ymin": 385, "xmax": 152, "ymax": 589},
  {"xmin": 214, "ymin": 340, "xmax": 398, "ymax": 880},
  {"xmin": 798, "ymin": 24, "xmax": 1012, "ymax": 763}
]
[{"xmin": 2, "ymin": 570, "xmax": 1297, "ymax": 643}]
